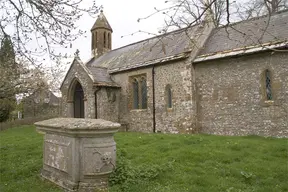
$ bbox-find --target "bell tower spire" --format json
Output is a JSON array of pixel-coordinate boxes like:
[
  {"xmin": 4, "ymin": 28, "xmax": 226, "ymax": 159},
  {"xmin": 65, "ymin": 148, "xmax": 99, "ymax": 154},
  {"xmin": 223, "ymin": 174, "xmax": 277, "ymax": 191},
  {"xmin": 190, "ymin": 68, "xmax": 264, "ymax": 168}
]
[{"xmin": 91, "ymin": 10, "xmax": 113, "ymax": 58}]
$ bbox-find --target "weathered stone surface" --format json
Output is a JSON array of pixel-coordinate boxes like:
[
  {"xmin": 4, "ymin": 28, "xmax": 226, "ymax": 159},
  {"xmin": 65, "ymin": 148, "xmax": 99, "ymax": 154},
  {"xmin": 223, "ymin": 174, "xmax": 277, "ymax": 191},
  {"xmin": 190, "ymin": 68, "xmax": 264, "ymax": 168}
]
[
  {"xmin": 110, "ymin": 59, "xmax": 196, "ymax": 133},
  {"xmin": 96, "ymin": 88, "xmax": 120, "ymax": 122},
  {"xmin": 60, "ymin": 58, "xmax": 95, "ymax": 119},
  {"xmin": 195, "ymin": 51, "xmax": 288, "ymax": 137},
  {"xmin": 35, "ymin": 118, "xmax": 120, "ymax": 191},
  {"xmin": 35, "ymin": 118, "xmax": 120, "ymax": 130}
]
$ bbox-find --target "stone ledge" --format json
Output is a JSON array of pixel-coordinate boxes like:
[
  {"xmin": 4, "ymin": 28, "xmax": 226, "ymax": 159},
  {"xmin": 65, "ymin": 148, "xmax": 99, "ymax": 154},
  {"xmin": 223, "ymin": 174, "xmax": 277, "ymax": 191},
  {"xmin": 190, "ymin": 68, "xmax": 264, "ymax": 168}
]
[{"xmin": 35, "ymin": 118, "xmax": 121, "ymax": 136}]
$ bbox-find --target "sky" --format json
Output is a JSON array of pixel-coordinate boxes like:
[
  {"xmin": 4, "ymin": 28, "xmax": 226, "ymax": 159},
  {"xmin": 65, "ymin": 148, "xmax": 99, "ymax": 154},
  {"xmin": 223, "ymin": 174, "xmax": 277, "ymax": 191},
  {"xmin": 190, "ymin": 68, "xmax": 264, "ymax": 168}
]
[{"xmin": 69, "ymin": 0, "xmax": 169, "ymax": 63}]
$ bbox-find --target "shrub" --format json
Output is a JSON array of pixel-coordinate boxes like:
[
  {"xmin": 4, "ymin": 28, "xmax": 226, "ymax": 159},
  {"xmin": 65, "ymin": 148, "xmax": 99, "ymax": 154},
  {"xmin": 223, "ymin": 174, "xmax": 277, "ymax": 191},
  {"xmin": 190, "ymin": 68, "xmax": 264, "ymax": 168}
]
[
  {"xmin": 0, "ymin": 99, "xmax": 14, "ymax": 122},
  {"xmin": 109, "ymin": 148, "xmax": 174, "ymax": 191}
]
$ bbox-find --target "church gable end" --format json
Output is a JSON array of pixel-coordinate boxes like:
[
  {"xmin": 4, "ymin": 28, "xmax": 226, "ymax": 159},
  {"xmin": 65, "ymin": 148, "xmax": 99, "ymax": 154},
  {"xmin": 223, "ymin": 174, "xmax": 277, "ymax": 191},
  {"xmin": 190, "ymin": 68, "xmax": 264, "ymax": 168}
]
[{"xmin": 60, "ymin": 56, "xmax": 95, "ymax": 119}]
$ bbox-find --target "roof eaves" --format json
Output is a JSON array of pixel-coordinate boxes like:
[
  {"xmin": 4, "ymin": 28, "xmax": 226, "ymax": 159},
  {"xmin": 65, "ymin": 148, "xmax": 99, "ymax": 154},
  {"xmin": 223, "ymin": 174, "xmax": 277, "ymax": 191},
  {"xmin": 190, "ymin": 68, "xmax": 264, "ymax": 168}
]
[
  {"xmin": 78, "ymin": 58, "xmax": 95, "ymax": 82},
  {"xmin": 108, "ymin": 51, "xmax": 191, "ymax": 74},
  {"xmin": 194, "ymin": 41, "xmax": 288, "ymax": 63},
  {"xmin": 93, "ymin": 82, "xmax": 121, "ymax": 88}
]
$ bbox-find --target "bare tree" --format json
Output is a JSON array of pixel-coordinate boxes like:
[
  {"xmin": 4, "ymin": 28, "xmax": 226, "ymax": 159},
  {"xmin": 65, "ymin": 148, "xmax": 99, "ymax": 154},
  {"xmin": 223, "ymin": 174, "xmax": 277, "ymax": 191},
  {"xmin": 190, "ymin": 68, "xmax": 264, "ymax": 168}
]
[
  {"xmin": 235, "ymin": 0, "xmax": 288, "ymax": 20},
  {"xmin": 137, "ymin": 0, "xmax": 224, "ymax": 32},
  {"xmin": 0, "ymin": 0, "xmax": 101, "ymax": 96},
  {"xmin": 138, "ymin": 0, "xmax": 287, "ymax": 30},
  {"xmin": 264, "ymin": 0, "xmax": 287, "ymax": 13},
  {"xmin": 0, "ymin": 0, "xmax": 100, "ymax": 63},
  {"xmin": 134, "ymin": 0, "xmax": 287, "ymax": 54}
]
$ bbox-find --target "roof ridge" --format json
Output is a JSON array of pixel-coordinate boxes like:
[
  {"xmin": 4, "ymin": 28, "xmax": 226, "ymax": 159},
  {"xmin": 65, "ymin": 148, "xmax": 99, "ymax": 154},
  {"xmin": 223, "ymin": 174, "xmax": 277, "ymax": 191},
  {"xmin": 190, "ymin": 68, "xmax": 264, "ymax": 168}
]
[
  {"xmin": 108, "ymin": 24, "xmax": 198, "ymax": 53},
  {"xmin": 216, "ymin": 9, "xmax": 288, "ymax": 29},
  {"xmin": 106, "ymin": 10, "xmax": 288, "ymax": 55}
]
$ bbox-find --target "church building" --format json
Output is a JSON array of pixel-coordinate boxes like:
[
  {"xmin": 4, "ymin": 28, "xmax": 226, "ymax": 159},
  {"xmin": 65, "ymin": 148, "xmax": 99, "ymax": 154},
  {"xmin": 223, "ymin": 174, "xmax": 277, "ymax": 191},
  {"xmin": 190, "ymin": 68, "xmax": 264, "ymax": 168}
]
[{"xmin": 60, "ymin": 10, "xmax": 288, "ymax": 137}]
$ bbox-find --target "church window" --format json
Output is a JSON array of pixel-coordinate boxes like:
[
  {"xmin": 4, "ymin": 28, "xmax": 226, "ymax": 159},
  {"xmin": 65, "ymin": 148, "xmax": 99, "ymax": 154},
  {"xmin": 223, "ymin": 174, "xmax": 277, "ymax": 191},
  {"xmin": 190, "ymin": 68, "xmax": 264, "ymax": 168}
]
[
  {"xmin": 108, "ymin": 33, "xmax": 111, "ymax": 49},
  {"xmin": 92, "ymin": 33, "xmax": 94, "ymax": 49},
  {"xmin": 132, "ymin": 79, "xmax": 139, "ymax": 109},
  {"xmin": 166, "ymin": 85, "xmax": 172, "ymax": 108},
  {"xmin": 130, "ymin": 74, "xmax": 147, "ymax": 109},
  {"xmin": 265, "ymin": 69, "xmax": 272, "ymax": 100},
  {"xmin": 104, "ymin": 32, "xmax": 106, "ymax": 48},
  {"xmin": 95, "ymin": 32, "xmax": 98, "ymax": 48},
  {"xmin": 141, "ymin": 78, "xmax": 147, "ymax": 109}
]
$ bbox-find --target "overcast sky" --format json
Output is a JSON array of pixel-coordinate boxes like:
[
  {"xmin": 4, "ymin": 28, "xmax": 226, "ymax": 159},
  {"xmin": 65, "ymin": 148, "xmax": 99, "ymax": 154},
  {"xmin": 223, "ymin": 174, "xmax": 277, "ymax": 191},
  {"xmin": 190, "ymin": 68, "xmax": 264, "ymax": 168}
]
[{"xmin": 70, "ymin": 0, "xmax": 169, "ymax": 63}]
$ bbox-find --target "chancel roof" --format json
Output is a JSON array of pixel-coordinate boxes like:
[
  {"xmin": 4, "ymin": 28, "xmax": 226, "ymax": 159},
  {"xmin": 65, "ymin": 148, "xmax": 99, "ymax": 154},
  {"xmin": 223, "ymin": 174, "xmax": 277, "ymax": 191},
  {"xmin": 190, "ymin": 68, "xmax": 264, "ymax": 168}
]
[{"xmin": 198, "ymin": 10, "xmax": 288, "ymax": 57}]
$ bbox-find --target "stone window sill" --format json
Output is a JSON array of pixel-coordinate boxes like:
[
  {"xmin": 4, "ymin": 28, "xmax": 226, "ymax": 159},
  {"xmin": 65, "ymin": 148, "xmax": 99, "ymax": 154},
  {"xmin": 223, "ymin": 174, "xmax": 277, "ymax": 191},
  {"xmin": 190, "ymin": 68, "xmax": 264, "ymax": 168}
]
[
  {"xmin": 264, "ymin": 100, "xmax": 274, "ymax": 104},
  {"xmin": 262, "ymin": 100, "xmax": 275, "ymax": 107},
  {"xmin": 130, "ymin": 109, "xmax": 147, "ymax": 112},
  {"xmin": 167, "ymin": 108, "xmax": 173, "ymax": 112}
]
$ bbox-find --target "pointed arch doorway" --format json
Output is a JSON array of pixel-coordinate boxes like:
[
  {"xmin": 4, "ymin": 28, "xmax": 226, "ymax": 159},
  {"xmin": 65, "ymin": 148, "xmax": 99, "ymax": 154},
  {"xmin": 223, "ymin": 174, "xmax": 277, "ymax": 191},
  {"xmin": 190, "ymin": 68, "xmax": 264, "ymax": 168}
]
[{"xmin": 73, "ymin": 81, "xmax": 84, "ymax": 118}]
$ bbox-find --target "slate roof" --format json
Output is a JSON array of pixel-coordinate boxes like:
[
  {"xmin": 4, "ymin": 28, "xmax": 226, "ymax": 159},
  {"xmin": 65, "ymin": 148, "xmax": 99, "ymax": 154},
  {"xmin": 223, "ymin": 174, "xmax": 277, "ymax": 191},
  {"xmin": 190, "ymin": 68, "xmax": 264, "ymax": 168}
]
[
  {"xmin": 86, "ymin": 26, "xmax": 202, "ymax": 72},
  {"xmin": 199, "ymin": 10, "xmax": 288, "ymax": 56},
  {"xmin": 75, "ymin": 10, "xmax": 288, "ymax": 86},
  {"xmin": 91, "ymin": 11, "xmax": 112, "ymax": 31},
  {"xmin": 60, "ymin": 57, "xmax": 120, "ymax": 88},
  {"xmin": 86, "ymin": 66, "xmax": 119, "ymax": 87}
]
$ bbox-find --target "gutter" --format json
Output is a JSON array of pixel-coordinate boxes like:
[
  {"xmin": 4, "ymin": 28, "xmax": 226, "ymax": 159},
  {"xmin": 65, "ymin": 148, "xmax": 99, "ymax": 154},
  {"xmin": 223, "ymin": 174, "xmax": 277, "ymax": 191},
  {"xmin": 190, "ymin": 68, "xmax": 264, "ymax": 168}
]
[
  {"xmin": 93, "ymin": 82, "xmax": 121, "ymax": 88},
  {"xmin": 152, "ymin": 66, "xmax": 156, "ymax": 133},
  {"xmin": 194, "ymin": 42, "xmax": 288, "ymax": 63},
  {"xmin": 94, "ymin": 87, "xmax": 101, "ymax": 119}
]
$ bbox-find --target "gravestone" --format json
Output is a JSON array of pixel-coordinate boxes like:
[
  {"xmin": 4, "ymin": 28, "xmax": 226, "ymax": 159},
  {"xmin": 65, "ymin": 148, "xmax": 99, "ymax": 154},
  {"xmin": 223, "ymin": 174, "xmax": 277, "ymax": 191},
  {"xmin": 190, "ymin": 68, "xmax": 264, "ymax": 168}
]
[{"xmin": 35, "ymin": 118, "xmax": 120, "ymax": 192}]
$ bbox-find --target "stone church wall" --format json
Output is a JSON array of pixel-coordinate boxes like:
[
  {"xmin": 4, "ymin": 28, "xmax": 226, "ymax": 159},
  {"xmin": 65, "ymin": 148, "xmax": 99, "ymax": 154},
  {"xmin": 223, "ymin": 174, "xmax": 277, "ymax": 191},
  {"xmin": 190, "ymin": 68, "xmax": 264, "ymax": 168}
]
[
  {"xmin": 111, "ymin": 59, "xmax": 195, "ymax": 133},
  {"xmin": 154, "ymin": 60, "xmax": 194, "ymax": 133},
  {"xmin": 96, "ymin": 87, "xmax": 120, "ymax": 122},
  {"xmin": 60, "ymin": 61, "xmax": 95, "ymax": 119},
  {"xmin": 195, "ymin": 51, "xmax": 288, "ymax": 137},
  {"xmin": 112, "ymin": 68, "xmax": 153, "ymax": 132}
]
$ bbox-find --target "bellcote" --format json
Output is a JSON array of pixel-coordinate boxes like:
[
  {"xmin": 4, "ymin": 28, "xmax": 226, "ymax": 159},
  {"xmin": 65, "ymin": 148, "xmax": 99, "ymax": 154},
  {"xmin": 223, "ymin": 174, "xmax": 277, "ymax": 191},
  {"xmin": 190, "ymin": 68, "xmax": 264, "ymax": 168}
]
[{"xmin": 91, "ymin": 10, "xmax": 113, "ymax": 58}]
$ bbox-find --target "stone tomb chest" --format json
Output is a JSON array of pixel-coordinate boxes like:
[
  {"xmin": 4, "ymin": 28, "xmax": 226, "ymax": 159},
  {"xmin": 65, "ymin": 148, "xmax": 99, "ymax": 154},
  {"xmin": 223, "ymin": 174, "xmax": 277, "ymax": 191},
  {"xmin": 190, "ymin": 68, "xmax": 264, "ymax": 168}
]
[{"xmin": 35, "ymin": 118, "xmax": 120, "ymax": 191}]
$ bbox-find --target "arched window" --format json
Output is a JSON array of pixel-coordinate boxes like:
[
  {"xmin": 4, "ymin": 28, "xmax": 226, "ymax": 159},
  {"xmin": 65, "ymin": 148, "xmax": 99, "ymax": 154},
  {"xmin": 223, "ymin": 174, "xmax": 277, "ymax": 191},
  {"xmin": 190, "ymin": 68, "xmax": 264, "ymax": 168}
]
[
  {"xmin": 132, "ymin": 79, "xmax": 139, "ymax": 109},
  {"xmin": 92, "ymin": 33, "xmax": 94, "ymax": 49},
  {"xmin": 104, "ymin": 32, "xmax": 106, "ymax": 48},
  {"xmin": 95, "ymin": 32, "xmax": 98, "ymax": 48},
  {"xmin": 73, "ymin": 81, "xmax": 85, "ymax": 118},
  {"xmin": 265, "ymin": 69, "xmax": 272, "ymax": 100},
  {"xmin": 141, "ymin": 78, "xmax": 147, "ymax": 109},
  {"xmin": 166, "ymin": 85, "xmax": 172, "ymax": 108},
  {"xmin": 108, "ymin": 33, "xmax": 111, "ymax": 49},
  {"xmin": 130, "ymin": 75, "xmax": 147, "ymax": 109}
]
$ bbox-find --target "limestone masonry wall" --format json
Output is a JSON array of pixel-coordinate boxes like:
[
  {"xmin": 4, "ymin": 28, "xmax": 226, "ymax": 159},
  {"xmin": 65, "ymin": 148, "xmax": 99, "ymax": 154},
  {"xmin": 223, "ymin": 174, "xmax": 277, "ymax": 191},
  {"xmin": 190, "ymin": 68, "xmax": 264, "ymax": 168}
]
[
  {"xmin": 97, "ymin": 87, "xmax": 120, "ymax": 122},
  {"xmin": 60, "ymin": 51, "xmax": 287, "ymax": 137},
  {"xmin": 195, "ymin": 51, "xmax": 288, "ymax": 137},
  {"xmin": 60, "ymin": 61, "xmax": 95, "ymax": 119},
  {"xmin": 154, "ymin": 60, "xmax": 194, "ymax": 133},
  {"xmin": 112, "ymin": 68, "xmax": 154, "ymax": 132},
  {"xmin": 112, "ymin": 59, "xmax": 195, "ymax": 133}
]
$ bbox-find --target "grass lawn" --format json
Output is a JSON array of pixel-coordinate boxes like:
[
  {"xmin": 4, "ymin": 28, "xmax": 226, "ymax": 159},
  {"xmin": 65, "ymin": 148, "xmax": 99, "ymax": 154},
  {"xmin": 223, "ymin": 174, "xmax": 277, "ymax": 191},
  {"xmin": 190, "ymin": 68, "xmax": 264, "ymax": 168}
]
[{"xmin": 0, "ymin": 126, "xmax": 287, "ymax": 192}]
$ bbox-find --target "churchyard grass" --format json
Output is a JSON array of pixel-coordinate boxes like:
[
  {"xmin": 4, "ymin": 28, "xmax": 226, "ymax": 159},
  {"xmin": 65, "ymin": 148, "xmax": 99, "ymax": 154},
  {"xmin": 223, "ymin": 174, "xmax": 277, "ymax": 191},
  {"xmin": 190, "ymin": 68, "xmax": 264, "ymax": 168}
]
[{"xmin": 0, "ymin": 126, "xmax": 287, "ymax": 192}]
